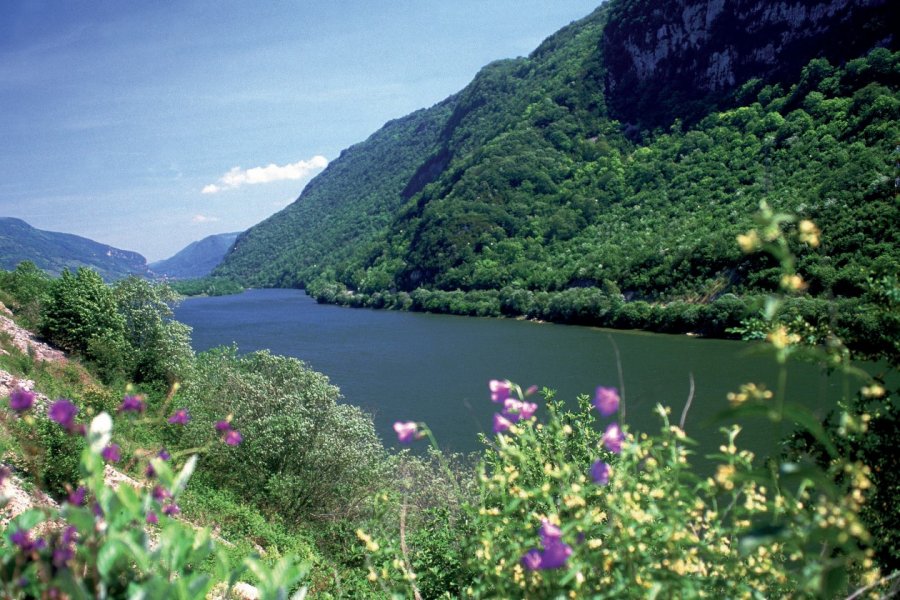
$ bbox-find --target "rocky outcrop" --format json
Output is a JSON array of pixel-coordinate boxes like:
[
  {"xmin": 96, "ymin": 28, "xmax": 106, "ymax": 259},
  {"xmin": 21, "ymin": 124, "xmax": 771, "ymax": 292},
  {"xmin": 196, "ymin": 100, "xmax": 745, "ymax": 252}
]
[
  {"xmin": 0, "ymin": 302, "xmax": 66, "ymax": 363},
  {"xmin": 602, "ymin": 0, "xmax": 895, "ymax": 130}
]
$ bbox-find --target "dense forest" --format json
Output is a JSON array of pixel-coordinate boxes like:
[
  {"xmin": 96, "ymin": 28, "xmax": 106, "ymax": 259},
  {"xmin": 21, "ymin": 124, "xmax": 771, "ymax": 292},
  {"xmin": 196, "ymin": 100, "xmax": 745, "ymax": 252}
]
[{"xmin": 213, "ymin": 0, "xmax": 898, "ymax": 361}]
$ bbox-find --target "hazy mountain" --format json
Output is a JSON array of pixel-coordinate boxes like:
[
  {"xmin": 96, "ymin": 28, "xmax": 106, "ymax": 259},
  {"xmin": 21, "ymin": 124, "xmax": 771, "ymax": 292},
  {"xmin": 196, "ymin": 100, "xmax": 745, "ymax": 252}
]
[
  {"xmin": 149, "ymin": 232, "xmax": 239, "ymax": 279},
  {"xmin": 0, "ymin": 217, "xmax": 148, "ymax": 281}
]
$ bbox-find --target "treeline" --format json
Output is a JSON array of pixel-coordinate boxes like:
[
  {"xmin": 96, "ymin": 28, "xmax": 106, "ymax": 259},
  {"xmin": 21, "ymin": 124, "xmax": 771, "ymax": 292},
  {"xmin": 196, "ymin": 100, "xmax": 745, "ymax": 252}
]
[{"xmin": 308, "ymin": 273, "xmax": 899, "ymax": 364}]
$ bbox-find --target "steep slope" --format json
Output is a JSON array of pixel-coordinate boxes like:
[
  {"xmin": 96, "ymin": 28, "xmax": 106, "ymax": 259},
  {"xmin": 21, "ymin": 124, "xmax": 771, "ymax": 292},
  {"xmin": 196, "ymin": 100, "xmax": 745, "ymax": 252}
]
[
  {"xmin": 215, "ymin": 0, "xmax": 896, "ymax": 353},
  {"xmin": 213, "ymin": 100, "xmax": 457, "ymax": 287},
  {"xmin": 149, "ymin": 232, "xmax": 239, "ymax": 279},
  {"xmin": 602, "ymin": 0, "xmax": 896, "ymax": 132},
  {"xmin": 0, "ymin": 217, "xmax": 148, "ymax": 281},
  {"xmin": 214, "ymin": 6, "xmax": 610, "ymax": 287}
]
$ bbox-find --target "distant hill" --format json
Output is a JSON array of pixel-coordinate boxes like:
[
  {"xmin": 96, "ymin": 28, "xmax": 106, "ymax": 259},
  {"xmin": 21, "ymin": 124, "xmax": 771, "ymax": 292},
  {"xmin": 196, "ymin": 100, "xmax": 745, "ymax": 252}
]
[
  {"xmin": 0, "ymin": 217, "xmax": 148, "ymax": 281},
  {"xmin": 149, "ymin": 232, "xmax": 239, "ymax": 279}
]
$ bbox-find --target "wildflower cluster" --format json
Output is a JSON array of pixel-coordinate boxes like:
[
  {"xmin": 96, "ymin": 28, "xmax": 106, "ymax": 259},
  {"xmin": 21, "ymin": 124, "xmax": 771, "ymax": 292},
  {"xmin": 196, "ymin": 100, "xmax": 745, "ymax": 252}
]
[
  {"xmin": 1, "ymin": 387, "xmax": 302, "ymax": 598},
  {"xmin": 373, "ymin": 365, "xmax": 887, "ymax": 599},
  {"xmin": 490, "ymin": 379, "xmax": 538, "ymax": 434}
]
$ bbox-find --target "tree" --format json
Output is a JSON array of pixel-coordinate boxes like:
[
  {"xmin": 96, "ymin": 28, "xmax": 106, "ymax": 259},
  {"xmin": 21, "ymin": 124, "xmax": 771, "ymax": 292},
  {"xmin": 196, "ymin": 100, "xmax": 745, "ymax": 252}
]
[
  {"xmin": 112, "ymin": 276, "xmax": 193, "ymax": 386},
  {"xmin": 41, "ymin": 268, "xmax": 126, "ymax": 357}
]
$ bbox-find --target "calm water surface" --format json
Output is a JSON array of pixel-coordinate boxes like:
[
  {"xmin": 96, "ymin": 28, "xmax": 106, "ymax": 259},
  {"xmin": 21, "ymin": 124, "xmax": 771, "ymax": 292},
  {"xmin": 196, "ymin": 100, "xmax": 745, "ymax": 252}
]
[{"xmin": 175, "ymin": 289, "xmax": 855, "ymax": 457}]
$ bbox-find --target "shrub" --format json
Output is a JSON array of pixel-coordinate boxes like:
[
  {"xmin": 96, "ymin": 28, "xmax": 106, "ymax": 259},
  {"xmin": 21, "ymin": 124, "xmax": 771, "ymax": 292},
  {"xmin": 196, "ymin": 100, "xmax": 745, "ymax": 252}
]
[{"xmin": 174, "ymin": 347, "xmax": 389, "ymax": 523}]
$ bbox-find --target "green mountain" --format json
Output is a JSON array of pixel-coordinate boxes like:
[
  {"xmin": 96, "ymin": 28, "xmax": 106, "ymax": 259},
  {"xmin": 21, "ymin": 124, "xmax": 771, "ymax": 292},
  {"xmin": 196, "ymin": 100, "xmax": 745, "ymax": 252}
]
[
  {"xmin": 0, "ymin": 217, "xmax": 148, "ymax": 281},
  {"xmin": 214, "ymin": 0, "xmax": 897, "ymax": 354},
  {"xmin": 149, "ymin": 232, "xmax": 239, "ymax": 280}
]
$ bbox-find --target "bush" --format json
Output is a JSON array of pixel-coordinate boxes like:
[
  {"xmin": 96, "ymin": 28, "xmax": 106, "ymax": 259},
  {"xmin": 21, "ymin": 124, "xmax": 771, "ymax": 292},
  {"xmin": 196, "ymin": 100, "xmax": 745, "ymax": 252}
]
[{"xmin": 174, "ymin": 347, "xmax": 389, "ymax": 523}]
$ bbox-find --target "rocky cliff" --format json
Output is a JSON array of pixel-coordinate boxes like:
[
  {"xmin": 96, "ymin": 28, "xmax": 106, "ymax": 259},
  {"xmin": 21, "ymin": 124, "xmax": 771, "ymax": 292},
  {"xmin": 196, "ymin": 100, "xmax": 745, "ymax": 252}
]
[{"xmin": 602, "ymin": 0, "xmax": 895, "ymax": 130}]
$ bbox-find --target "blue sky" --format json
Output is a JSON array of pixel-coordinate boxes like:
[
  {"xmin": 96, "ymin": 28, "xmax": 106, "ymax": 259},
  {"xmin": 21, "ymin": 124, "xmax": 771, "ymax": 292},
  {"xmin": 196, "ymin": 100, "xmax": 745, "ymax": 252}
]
[{"xmin": 1, "ymin": 1, "xmax": 601, "ymax": 261}]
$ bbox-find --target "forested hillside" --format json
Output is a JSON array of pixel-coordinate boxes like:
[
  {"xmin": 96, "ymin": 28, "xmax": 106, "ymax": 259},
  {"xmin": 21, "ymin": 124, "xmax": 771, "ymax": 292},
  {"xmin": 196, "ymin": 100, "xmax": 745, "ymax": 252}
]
[
  {"xmin": 0, "ymin": 218, "xmax": 148, "ymax": 281},
  {"xmin": 214, "ymin": 0, "xmax": 897, "ymax": 357}
]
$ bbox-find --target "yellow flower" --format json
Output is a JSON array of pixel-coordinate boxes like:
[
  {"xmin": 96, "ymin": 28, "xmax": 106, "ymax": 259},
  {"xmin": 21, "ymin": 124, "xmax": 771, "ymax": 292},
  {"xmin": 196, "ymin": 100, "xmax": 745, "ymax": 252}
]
[
  {"xmin": 715, "ymin": 464, "xmax": 736, "ymax": 490},
  {"xmin": 780, "ymin": 274, "xmax": 807, "ymax": 291},
  {"xmin": 798, "ymin": 220, "xmax": 821, "ymax": 247},
  {"xmin": 767, "ymin": 326, "xmax": 800, "ymax": 349},
  {"xmin": 862, "ymin": 384, "xmax": 885, "ymax": 398},
  {"xmin": 737, "ymin": 230, "xmax": 761, "ymax": 253},
  {"xmin": 355, "ymin": 529, "xmax": 380, "ymax": 552}
]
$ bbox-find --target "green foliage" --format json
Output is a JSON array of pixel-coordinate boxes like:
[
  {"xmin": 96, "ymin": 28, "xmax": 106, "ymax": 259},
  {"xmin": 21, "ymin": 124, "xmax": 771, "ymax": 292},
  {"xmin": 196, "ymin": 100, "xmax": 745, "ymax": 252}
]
[
  {"xmin": 31, "ymin": 269, "xmax": 193, "ymax": 387},
  {"xmin": 0, "ymin": 406, "xmax": 309, "ymax": 598},
  {"xmin": 0, "ymin": 261, "xmax": 52, "ymax": 329},
  {"xmin": 5, "ymin": 411, "xmax": 85, "ymax": 498},
  {"xmin": 40, "ymin": 268, "xmax": 129, "ymax": 382},
  {"xmin": 174, "ymin": 347, "xmax": 389, "ymax": 524},
  {"xmin": 168, "ymin": 276, "xmax": 244, "ymax": 297},
  {"xmin": 112, "ymin": 276, "xmax": 194, "ymax": 386}
]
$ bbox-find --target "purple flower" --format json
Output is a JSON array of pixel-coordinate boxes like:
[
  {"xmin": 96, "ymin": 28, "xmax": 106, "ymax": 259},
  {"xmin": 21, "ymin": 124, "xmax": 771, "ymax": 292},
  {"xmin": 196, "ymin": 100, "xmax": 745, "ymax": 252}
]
[
  {"xmin": 152, "ymin": 485, "xmax": 170, "ymax": 502},
  {"xmin": 521, "ymin": 520, "xmax": 573, "ymax": 570},
  {"xmin": 593, "ymin": 386, "xmax": 620, "ymax": 417},
  {"xmin": 117, "ymin": 394, "xmax": 145, "ymax": 413},
  {"xmin": 224, "ymin": 429, "xmax": 243, "ymax": 446},
  {"xmin": 146, "ymin": 511, "xmax": 159, "ymax": 525},
  {"xmin": 602, "ymin": 423, "xmax": 624, "ymax": 454},
  {"xmin": 52, "ymin": 545, "xmax": 74, "ymax": 568},
  {"xmin": 502, "ymin": 398, "xmax": 538, "ymax": 421},
  {"xmin": 393, "ymin": 421, "xmax": 422, "ymax": 444},
  {"xmin": 52, "ymin": 528, "xmax": 77, "ymax": 568},
  {"xmin": 214, "ymin": 420, "xmax": 232, "ymax": 432},
  {"xmin": 9, "ymin": 387, "xmax": 35, "ymax": 412},
  {"xmin": 521, "ymin": 549, "xmax": 543, "ymax": 570},
  {"xmin": 167, "ymin": 409, "xmax": 190, "ymax": 425},
  {"xmin": 68, "ymin": 486, "xmax": 86, "ymax": 506},
  {"xmin": 591, "ymin": 460, "xmax": 611, "ymax": 485},
  {"xmin": 49, "ymin": 399, "xmax": 78, "ymax": 432},
  {"xmin": 492, "ymin": 413, "xmax": 514, "ymax": 434},
  {"xmin": 10, "ymin": 529, "xmax": 45, "ymax": 553},
  {"xmin": 162, "ymin": 503, "xmax": 180, "ymax": 516},
  {"xmin": 146, "ymin": 450, "xmax": 170, "ymax": 478},
  {"xmin": 61, "ymin": 526, "xmax": 77, "ymax": 545},
  {"xmin": 489, "ymin": 380, "xmax": 511, "ymax": 403},
  {"xmin": 101, "ymin": 444, "xmax": 121, "ymax": 463}
]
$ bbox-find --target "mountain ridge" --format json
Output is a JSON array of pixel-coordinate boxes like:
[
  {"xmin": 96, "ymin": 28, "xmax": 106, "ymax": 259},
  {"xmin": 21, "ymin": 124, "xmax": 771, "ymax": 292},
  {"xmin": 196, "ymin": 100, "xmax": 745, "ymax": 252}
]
[
  {"xmin": 149, "ymin": 232, "xmax": 239, "ymax": 280},
  {"xmin": 0, "ymin": 217, "xmax": 148, "ymax": 281}
]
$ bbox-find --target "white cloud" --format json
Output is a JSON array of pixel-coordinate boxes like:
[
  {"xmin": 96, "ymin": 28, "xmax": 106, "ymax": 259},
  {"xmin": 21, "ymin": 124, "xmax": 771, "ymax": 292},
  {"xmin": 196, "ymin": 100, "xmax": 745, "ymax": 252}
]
[
  {"xmin": 192, "ymin": 214, "xmax": 219, "ymax": 223},
  {"xmin": 201, "ymin": 155, "xmax": 328, "ymax": 194}
]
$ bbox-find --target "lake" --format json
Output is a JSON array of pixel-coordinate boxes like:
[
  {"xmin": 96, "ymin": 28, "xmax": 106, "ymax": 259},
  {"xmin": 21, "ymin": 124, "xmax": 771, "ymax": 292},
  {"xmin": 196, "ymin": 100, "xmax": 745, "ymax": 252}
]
[{"xmin": 174, "ymin": 288, "xmax": 856, "ymax": 458}]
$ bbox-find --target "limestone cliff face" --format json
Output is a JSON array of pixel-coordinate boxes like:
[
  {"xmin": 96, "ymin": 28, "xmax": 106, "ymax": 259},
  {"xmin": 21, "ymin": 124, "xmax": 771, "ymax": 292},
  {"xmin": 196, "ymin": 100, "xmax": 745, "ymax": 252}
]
[{"xmin": 601, "ymin": 0, "xmax": 895, "ymax": 129}]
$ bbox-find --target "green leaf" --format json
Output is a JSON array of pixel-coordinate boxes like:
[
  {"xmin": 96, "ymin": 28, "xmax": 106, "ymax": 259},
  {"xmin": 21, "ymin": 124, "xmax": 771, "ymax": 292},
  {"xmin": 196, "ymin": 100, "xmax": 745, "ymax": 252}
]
[
  {"xmin": 10, "ymin": 508, "xmax": 47, "ymax": 532},
  {"xmin": 171, "ymin": 455, "xmax": 198, "ymax": 497},
  {"xmin": 97, "ymin": 539, "xmax": 124, "ymax": 578}
]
